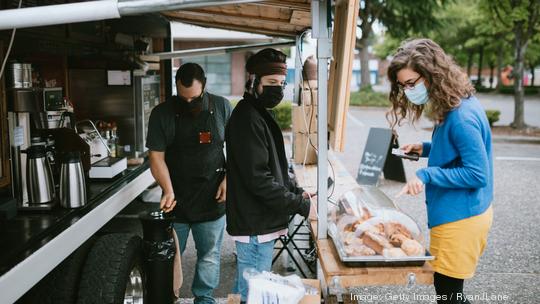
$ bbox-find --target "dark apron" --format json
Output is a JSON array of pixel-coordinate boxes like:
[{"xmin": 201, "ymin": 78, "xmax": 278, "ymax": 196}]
[{"xmin": 165, "ymin": 97, "xmax": 226, "ymax": 223}]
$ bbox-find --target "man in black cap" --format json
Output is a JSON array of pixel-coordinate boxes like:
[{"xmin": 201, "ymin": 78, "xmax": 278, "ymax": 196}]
[
  {"xmin": 147, "ymin": 62, "xmax": 231, "ymax": 304},
  {"xmin": 225, "ymin": 48, "xmax": 316, "ymax": 301}
]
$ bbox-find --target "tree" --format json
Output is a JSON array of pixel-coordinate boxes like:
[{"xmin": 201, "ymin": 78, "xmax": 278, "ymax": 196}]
[
  {"xmin": 355, "ymin": 0, "xmax": 443, "ymax": 89},
  {"xmin": 487, "ymin": 0, "xmax": 540, "ymax": 129},
  {"xmin": 525, "ymin": 35, "xmax": 540, "ymax": 86}
]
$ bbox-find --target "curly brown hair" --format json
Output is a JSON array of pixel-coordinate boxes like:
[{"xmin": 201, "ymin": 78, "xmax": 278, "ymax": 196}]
[{"xmin": 386, "ymin": 38, "xmax": 475, "ymax": 129}]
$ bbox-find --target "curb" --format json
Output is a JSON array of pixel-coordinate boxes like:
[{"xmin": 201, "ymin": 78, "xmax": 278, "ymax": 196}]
[{"xmin": 492, "ymin": 136, "xmax": 540, "ymax": 145}]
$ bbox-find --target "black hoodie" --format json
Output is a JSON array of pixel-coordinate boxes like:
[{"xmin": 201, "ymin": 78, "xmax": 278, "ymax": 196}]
[{"xmin": 225, "ymin": 93, "xmax": 310, "ymax": 236}]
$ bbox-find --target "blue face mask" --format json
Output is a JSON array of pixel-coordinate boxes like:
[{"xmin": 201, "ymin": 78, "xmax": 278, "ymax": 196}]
[{"xmin": 404, "ymin": 81, "xmax": 429, "ymax": 105}]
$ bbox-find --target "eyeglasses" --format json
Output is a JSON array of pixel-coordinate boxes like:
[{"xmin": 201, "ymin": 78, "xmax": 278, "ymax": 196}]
[{"xmin": 397, "ymin": 75, "xmax": 422, "ymax": 90}]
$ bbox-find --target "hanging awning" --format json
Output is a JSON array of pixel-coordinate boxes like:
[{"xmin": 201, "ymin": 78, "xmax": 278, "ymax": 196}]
[{"xmin": 161, "ymin": 1, "xmax": 312, "ymax": 38}]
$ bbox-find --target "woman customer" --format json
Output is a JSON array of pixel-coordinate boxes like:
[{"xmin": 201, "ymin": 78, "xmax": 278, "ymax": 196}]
[{"xmin": 389, "ymin": 38, "xmax": 493, "ymax": 304}]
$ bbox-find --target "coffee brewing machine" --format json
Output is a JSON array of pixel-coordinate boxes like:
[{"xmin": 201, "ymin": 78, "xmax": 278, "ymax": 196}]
[
  {"xmin": 7, "ymin": 63, "xmax": 87, "ymax": 210},
  {"xmin": 8, "ymin": 87, "xmax": 54, "ymax": 210}
]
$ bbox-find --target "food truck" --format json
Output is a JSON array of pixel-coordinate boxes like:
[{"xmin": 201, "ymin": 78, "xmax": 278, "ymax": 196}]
[{"xmin": 0, "ymin": 1, "xmax": 433, "ymax": 303}]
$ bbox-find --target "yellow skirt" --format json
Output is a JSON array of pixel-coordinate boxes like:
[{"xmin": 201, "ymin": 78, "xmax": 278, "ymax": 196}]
[{"xmin": 429, "ymin": 206, "xmax": 493, "ymax": 279}]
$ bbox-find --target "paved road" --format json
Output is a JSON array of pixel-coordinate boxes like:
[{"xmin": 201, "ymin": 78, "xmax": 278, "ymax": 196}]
[{"xmin": 475, "ymin": 93, "xmax": 540, "ymax": 128}]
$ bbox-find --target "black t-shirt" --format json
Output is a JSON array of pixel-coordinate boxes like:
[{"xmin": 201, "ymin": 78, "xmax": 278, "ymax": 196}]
[{"xmin": 146, "ymin": 92, "xmax": 232, "ymax": 152}]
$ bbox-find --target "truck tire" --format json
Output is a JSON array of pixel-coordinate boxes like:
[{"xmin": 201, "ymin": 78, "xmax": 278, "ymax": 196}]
[
  {"xmin": 77, "ymin": 233, "xmax": 144, "ymax": 304},
  {"xmin": 18, "ymin": 239, "xmax": 94, "ymax": 304}
]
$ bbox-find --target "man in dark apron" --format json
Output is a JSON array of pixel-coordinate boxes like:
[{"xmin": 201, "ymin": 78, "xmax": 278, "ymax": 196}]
[{"xmin": 147, "ymin": 63, "xmax": 232, "ymax": 304}]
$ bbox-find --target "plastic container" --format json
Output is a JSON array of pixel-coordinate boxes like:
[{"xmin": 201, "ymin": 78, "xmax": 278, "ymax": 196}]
[{"xmin": 327, "ymin": 186, "xmax": 434, "ymax": 266}]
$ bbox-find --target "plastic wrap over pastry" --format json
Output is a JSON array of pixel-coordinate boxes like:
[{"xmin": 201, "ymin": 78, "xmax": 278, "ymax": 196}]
[{"xmin": 328, "ymin": 187, "xmax": 426, "ymax": 259}]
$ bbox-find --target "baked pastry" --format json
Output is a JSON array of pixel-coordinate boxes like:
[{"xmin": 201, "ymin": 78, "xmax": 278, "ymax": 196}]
[
  {"xmin": 389, "ymin": 233, "xmax": 408, "ymax": 247},
  {"xmin": 401, "ymin": 238, "xmax": 424, "ymax": 256},
  {"xmin": 382, "ymin": 247, "xmax": 408, "ymax": 258},
  {"xmin": 361, "ymin": 231, "xmax": 393, "ymax": 254},
  {"xmin": 360, "ymin": 207, "xmax": 372, "ymax": 221},
  {"xmin": 355, "ymin": 217, "xmax": 385, "ymax": 238},
  {"xmin": 344, "ymin": 244, "xmax": 376, "ymax": 256},
  {"xmin": 353, "ymin": 244, "xmax": 376, "ymax": 256},
  {"xmin": 342, "ymin": 231, "xmax": 357, "ymax": 245},
  {"xmin": 337, "ymin": 215, "xmax": 358, "ymax": 232},
  {"xmin": 384, "ymin": 222, "xmax": 413, "ymax": 239}
]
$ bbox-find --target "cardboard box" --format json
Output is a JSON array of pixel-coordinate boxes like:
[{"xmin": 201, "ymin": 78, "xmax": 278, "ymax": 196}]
[
  {"xmin": 293, "ymin": 132, "xmax": 318, "ymax": 165},
  {"xmin": 300, "ymin": 279, "xmax": 321, "ymax": 304},
  {"xmin": 300, "ymin": 80, "xmax": 318, "ymax": 106},
  {"xmin": 292, "ymin": 104, "xmax": 318, "ymax": 134}
]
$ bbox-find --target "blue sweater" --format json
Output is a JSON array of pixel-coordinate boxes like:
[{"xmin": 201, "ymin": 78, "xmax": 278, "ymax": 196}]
[{"xmin": 416, "ymin": 96, "xmax": 493, "ymax": 228}]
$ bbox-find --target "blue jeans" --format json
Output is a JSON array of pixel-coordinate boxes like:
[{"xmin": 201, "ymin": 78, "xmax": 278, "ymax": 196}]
[
  {"xmin": 173, "ymin": 215, "xmax": 225, "ymax": 304},
  {"xmin": 233, "ymin": 236, "xmax": 276, "ymax": 302}
]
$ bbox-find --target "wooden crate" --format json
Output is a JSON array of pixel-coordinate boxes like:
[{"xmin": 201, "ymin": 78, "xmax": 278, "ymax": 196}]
[
  {"xmin": 293, "ymin": 132, "xmax": 318, "ymax": 165},
  {"xmin": 292, "ymin": 104, "xmax": 318, "ymax": 134}
]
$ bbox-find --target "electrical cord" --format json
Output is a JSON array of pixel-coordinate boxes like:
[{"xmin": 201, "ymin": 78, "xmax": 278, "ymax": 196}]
[{"xmin": 296, "ymin": 34, "xmax": 336, "ymax": 199}]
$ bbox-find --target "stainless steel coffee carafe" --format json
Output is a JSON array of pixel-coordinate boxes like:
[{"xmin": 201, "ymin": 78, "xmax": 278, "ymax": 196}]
[
  {"xmin": 24, "ymin": 145, "xmax": 55, "ymax": 204},
  {"xmin": 59, "ymin": 152, "xmax": 87, "ymax": 208}
]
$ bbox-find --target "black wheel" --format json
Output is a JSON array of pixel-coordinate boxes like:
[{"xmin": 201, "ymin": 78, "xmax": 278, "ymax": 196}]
[
  {"xmin": 77, "ymin": 233, "xmax": 144, "ymax": 304},
  {"xmin": 17, "ymin": 239, "xmax": 94, "ymax": 304}
]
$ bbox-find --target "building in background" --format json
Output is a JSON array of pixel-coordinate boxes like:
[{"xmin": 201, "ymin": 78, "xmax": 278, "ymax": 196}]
[
  {"xmin": 171, "ymin": 22, "xmax": 273, "ymax": 97},
  {"xmin": 172, "ymin": 25, "xmax": 384, "ymax": 100}
]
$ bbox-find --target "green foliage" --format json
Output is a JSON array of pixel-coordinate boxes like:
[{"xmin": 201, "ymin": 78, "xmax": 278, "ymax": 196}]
[
  {"xmin": 373, "ymin": 0, "xmax": 444, "ymax": 39},
  {"xmin": 270, "ymin": 102, "xmax": 293, "ymax": 130},
  {"xmin": 525, "ymin": 35, "xmax": 540, "ymax": 69},
  {"xmin": 485, "ymin": 110, "xmax": 501, "ymax": 127},
  {"xmin": 498, "ymin": 86, "xmax": 540, "ymax": 95},
  {"xmin": 475, "ymin": 86, "xmax": 496, "ymax": 93},
  {"xmin": 373, "ymin": 35, "xmax": 402, "ymax": 59},
  {"xmin": 349, "ymin": 87, "xmax": 390, "ymax": 107},
  {"xmin": 229, "ymin": 100, "xmax": 292, "ymax": 130}
]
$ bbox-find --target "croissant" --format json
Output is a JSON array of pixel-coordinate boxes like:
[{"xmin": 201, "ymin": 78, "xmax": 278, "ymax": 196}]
[{"xmin": 401, "ymin": 238, "xmax": 424, "ymax": 256}]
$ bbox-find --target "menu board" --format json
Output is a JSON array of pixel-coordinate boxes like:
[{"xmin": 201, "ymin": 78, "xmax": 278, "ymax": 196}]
[{"xmin": 357, "ymin": 128, "xmax": 406, "ymax": 185}]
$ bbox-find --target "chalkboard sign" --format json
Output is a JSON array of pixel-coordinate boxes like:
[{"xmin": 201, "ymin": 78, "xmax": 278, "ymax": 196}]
[{"xmin": 356, "ymin": 128, "xmax": 406, "ymax": 185}]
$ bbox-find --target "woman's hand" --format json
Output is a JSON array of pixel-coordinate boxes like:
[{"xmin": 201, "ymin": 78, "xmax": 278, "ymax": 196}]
[
  {"xmin": 396, "ymin": 177, "xmax": 424, "ymax": 197},
  {"xmin": 401, "ymin": 143, "xmax": 423, "ymax": 156}
]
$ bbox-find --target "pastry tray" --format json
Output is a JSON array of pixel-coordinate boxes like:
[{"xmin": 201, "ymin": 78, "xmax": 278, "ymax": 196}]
[
  {"xmin": 329, "ymin": 226, "xmax": 435, "ymax": 267},
  {"xmin": 327, "ymin": 186, "xmax": 435, "ymax": 267}
]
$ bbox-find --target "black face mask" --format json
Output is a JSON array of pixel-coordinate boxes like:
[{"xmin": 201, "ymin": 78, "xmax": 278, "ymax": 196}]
[{"xmin": 257, "ymin": 85, "xmax": 284, "ymax": 109}]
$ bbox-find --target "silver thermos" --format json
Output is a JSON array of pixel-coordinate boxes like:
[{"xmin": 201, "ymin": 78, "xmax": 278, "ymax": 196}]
[
  {"xmin": 24, "ymin": 145, "xmax": 55, "ymax": 204},
  {"xmin": 60, "ymin": 152, "xmax": 87, "ymax": 208}
]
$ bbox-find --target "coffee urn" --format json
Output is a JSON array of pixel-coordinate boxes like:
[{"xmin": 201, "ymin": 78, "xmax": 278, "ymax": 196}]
[
  {"xmin": 59, "ymin": 151, "xmax": 87, "ymax": 208},
  {"xmin": 23, "ymin": 144, "xmax": 55, "ymax": 204}
]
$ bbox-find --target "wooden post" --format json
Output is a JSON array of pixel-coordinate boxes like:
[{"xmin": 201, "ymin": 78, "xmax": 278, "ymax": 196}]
[{"xmin": 327, "ymin": 0, "xmax": 360, "ymax": 152}]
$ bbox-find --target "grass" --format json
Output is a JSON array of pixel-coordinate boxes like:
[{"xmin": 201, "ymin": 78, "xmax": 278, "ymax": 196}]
[{"xmin": 349, "ymin": 87, "xmax": 390, "ymax": 107}]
